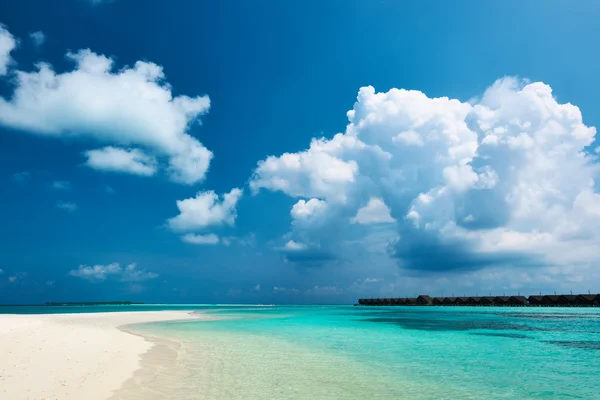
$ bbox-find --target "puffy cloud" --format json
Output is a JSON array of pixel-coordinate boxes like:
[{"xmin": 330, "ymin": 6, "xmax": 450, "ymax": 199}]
[
  {"xmin": 351, "ymin": 197, "xmax": 395, "ymax": 224},
  {"xmin": 84, "ymin": 147, "xmax": 158, "ymax": 176},
  {"xmin": 0, "ymin": 46, "xmax": 212, "ymax": 184},
  {"xmin": 181, "ymin": 233, "xmax": 220, "ymax": 245},
  {"xmin": 68, "ymin": 262, "xmax": 121, "ymax": 281},
  {"xmin": 283, "ymin": 240, "xmax": 307, "ymax": 251},
  {"xmin": 273, "ymin": 286, "xmax": 300, "ymax": 295},
  {"xmin": 250, "ymin": 134, "xmax": 386, "ymax": 203},
  {"xmin": 168, "ymin": 188, "xmax": 243, "ymax": 232},
  {"xmin": 52, "ymin": 181, "xmax": 71, "ymax": 190},
  {"xmin": 291, "ymin": 198, "xmax": 327, "ymax": 221},
  {"xmin": 29, "ymin": 31, "xmax": 45, "ymax": 48},
  {"xmin": 251, "ymin": 78, "xmax": 600, "ymax": 279},
  {"xmin": 0, "ymin": 25, "xmax": 16, "ymax": 76},
  {"xmin": 56, "ymin": 201, "xmax": 77, "ymax": 212},
  {"xmin": 120, "ymin": 263, "xmax": 159, "ymax": 282},
  {"xmin": 68, "ymin": 262, "xmax": 158, "ymax": 282}
]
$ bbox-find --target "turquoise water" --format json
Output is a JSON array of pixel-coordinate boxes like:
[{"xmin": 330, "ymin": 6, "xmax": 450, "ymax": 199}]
[
  {"xmin": 126, "ymin": 306, "xmax": 600, "ymax": 399},
  {"xmin": 6, "ymin": 305, "xmax": 600, "ymax": 399}
]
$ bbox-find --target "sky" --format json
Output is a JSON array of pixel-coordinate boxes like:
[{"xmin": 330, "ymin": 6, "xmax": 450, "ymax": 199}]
[{"xmin": 1, "ymin": 0, "xmax": 600, "ymax": 304}]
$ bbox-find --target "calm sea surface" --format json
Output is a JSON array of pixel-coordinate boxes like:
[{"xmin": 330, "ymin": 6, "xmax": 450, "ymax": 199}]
[{"xmin": 4, "ymin": 305, "xmax": 600, "ymax": 399}]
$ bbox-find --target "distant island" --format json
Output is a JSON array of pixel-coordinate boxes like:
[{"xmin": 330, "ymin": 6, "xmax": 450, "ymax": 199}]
[{"xmin": 44, "ymin": 301, "xmax": 144, "ymax": 306}]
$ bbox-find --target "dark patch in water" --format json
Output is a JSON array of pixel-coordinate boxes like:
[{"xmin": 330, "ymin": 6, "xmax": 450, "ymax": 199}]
[
  {"xmin": 545, "ymin": 341, "xmax": 600, "ymax": 350},
  {"xmin": 470, "ymin": 332, "xmax": 531, "ymax": 339},
  {"xmin": 360, "ymin": 317, "xmax": 557, "ymax": 332},
  {"xmin": 499, "ymin": 313, "xmax": 600, "ymax": 320}
]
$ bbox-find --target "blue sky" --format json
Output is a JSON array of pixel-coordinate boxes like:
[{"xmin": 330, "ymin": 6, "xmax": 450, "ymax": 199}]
[{"xmin": 1, "ymin": 0, "xmax": 599, "ymax": 304}]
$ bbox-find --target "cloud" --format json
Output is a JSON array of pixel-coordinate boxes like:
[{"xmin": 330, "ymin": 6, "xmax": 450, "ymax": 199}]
[
  {"xmin": 351, "ymin": 197, "xmax": 395, "ymax": 224},
  {"xmin": 0, "ymin": 25, "xmax": 16, "ymax": 76},
  {"xmin": 84, "ymin": 147, "xmax": 158, "ymax": 176},
  {"xmin": 56, "ymin": 201, "xmax": 77, "ymax": 212},
  {"xmin": 120, "ymin": 263, "xmax": 159, "ymax": 282},
  {"xmin": 29, "ymin": 31, "xmax": 45, "ymax": 48},
  {"xmin": 273, "ymin": 286, "xmax": 300, "ymax": 295},
  {"xmin": 52, "ymin": 180, "xmax": 71, "ymax": 190},
  {"xmin": 251, "ymin": 78, "xmax": 600, "ymax": 278},
  {"xmin": 8, "ymin": 276, "xmax": 17, "ymax": 283},
  {"xmin": 305, "ymin": 285, "xmax": 344, "ymax": 296},
  {"xmin": 168, "ymin": 188, "xmax": 243, "ymax": 232},
  {"xmin": 278, "ymin": 239, "xmax": 336, "ymax": 265},
  {"xmin": 181, "ymin": 233, "xmax": 220, "ymax": 245},
  {"xmin": 69, "ymin": 263, "xmax": 121, "ymax": 281},
  {"xmin": 290, "ymin": 198, "xmax": 327, "ymax": 222},
  {"xmin": 0, "ymin": 268, "xmax": 3, "ymax": 274},
  {"xmin": 11, "ymin": 171, "xmax": 29, "ymax": 183},
  {"xmin": 0, "ymin": 43, "xmax": 212, "ymax": 184},
  {"xmin": 68, "ymin": 262, "xmax": 158, "ymax": 282},
  {"xmin": 251, "ymin": 134, "xmax": 389, "ymax": 204},
  {"xmin": 253, "ymin": 284, "xmax": 261, "ymax": 291},
  {"xmin": 283, "ymin": 240, "xmax": 307, "ymax": 251}
]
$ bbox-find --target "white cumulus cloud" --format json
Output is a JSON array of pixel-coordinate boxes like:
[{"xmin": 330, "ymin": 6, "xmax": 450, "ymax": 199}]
[
  {"xmin": 0, "ymin": 42, "xmax": 212, "ymax": 184},
  {"xmin": 84, "ymin": 147, "xmax": 158, "ymax": 176},
  {"xmin": 68, "ymin": 262, "xmax": 121, "ymax": 281},
  {"xmin": 250, "ymin": 78, "xmax": 600, "ymax": 281},
  {"xmin": 0, "ymin": 25, "xmax": 16, "ymax": 76},
  {"xmin": 56, "ymin": 201, "xmax": 77, "ymax": 212},
  {"xmin": 29, "ymin": 31, "xmax": 45, "ymax": 48},
  {"xmin": 52, "ymin": 180, "xmax": 71, "ymax": 190},
  {"xmin": 168, "ymin": 188, "xmax": 243, "ymax": 232},
  {"xmin": 291, "ymin": 198, "xmax": 327, "ymax": 220},
  {"xmin": 181, "ymin": 233, "xmax": 220, "ymax": 245},
  {"xmin": 283, "ymin": 240, "xmax": 308, "ymax": 251},
  {"xmin": 68, "ymin": 262, "xmax": 158, "ymax": 282},
  {"xmin": 351, "ymin": 197, "xmax": 396, "ymax": 224}
]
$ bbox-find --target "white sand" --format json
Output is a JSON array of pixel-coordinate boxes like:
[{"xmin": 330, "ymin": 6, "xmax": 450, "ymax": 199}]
[{"xmin": 0, "ymin": 310, "xmax": 204, "ymax": 400}]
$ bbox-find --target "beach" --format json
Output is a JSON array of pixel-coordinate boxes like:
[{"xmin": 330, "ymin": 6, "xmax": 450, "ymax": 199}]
[
  {"xmin": 0, "ymin": 310, "xmax": 204, "ymax": 400},
  {"xmin": 2, "ymin": 306, "xmax": 600, "ymax": 400}
]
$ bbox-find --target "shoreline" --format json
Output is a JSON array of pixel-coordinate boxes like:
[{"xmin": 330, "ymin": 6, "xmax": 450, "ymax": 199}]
[{"xmin": 0, "ymin": 310, "xmax": 209, "ymax": 400}]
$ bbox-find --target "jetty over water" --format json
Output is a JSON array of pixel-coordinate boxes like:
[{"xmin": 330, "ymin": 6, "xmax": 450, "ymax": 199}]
[{"xmin": 357, "ymin": 294, "xmax": 600, "ymax": 307}]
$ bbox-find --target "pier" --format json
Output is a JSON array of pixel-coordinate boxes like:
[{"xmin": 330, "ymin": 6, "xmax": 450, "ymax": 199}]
[{"xmin": 357, "ymin": 294, "xmax": 599, "ymax": 307}]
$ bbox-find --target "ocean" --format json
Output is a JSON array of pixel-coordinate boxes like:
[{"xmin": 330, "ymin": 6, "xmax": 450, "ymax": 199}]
[{"xmin": 4, "ymin": 305, "xmax": 600, "ymax": 399}]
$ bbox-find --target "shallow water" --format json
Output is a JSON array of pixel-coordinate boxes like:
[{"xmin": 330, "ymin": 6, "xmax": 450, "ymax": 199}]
[{"xmin": 113, "ymin": 306, "xmax": 600, "ymax": 399}]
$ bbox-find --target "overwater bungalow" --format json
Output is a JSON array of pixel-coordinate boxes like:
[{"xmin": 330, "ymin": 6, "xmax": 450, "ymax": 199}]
[
  {"xmin": 404, "ymin": 297, "xmax": 417, "ymax": 306},
  {"xmin": 455, "ymin": 297, "xmax": 468, "ymax": 306},
  {"xmin": 443, "ymin": 297, "xmax": 457, "ymax": 306},
  {"xmin": 391, "ymin": 298, "xmax": 406, "ymax": 306},
  {"xmin": 481, "ymin": 296, "xmax": 496, "ymax": 306},
  {"xmin": 541, "ymin": 295, "xmax": 560, "ymax": 306},
  {"xmin": 493, "ymin": 296, "xmax": 511, "ymax": 306},
  {"xmin": 527, "ymin": 295, "xmax": 544, "ymax": 306},
  {"xmin": 466, "ymin": 296, "xmax": 482, "ymax": 306},
  {"xmin": 357, "ymin": 293, "xmax": 599, "ymax": 307},
  {"xmin": 577, "ymin": 294, "xmax": 599, "ymax": 306},
  {"xmin": 558, "ymin": 295, "xmax": 578, "ymax": 306},
  {"xmin": 432, "ymin": 297, "xmax": 444, "ymax": 305},
  {"xmin": 417, "ymin": 295, "xmax": 433, "ymax": 305},
  {"xmin": 508, "ymin": 296, "xmax": 528, "ymax": 306}
]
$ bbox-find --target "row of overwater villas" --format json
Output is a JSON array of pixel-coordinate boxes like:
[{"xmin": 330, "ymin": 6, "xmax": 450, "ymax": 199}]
[{"xmin": 357, "ymin": 294, "xmax": 600, "ymax": 307}]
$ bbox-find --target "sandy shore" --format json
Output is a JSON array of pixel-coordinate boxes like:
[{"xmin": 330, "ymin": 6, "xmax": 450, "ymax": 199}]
[{"xmin": 0, "ymin": 310, "xmax": 205, "ymax": 400}]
